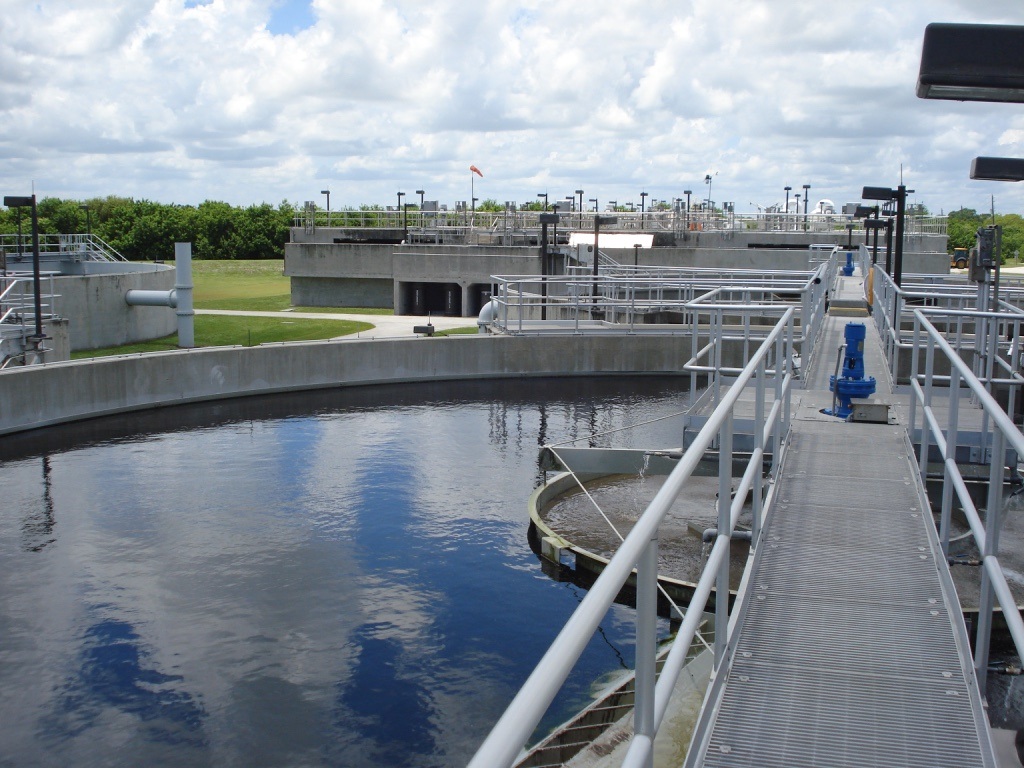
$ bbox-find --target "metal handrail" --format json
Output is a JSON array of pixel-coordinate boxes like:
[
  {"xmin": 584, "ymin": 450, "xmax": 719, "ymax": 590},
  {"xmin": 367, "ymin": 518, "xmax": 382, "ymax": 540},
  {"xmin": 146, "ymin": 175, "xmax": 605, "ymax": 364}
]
[
  {"xmin": 906, "ymin": 309, "xmax": 1024, "ymax": 689},
  {"xmin": 486, "ymin": 263, "xmax": 831, "ymax": 336},
  {"xmin": 870, "ymin": 263, "xmax": 1024, "ymax": 385},
  {"xmin": 0, "ymin": 233, "xmax": 126, "ymax": 262},
  {"xmin": 468, "ymin": 308, "xmax": 795, "ymax": 768},
  {"xmin": 294, "ymin": 208, "xmax": 948, "ymax": 236}
]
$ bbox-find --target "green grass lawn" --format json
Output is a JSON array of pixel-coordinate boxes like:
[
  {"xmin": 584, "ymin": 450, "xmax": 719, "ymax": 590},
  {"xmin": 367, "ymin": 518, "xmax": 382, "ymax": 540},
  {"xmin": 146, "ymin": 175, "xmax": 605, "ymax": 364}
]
[
  {"xmin": 72, "ymin": 315, "xmax": 374, "ymax": 359},
  {"xmin": 73, "ymin": 260, "xmax": 382, "ymax": 358},
  {"xmin": 191, "ymin": 260, "xmax": 391, "ymax": 314}
]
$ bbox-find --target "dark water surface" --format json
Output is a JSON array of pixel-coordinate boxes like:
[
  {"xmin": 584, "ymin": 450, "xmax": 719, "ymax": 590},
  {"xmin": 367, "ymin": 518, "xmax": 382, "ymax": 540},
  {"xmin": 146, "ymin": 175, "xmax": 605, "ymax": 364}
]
[{"xmin": 0, "ymin": 377, "xmax": 687, "ymax": 767}]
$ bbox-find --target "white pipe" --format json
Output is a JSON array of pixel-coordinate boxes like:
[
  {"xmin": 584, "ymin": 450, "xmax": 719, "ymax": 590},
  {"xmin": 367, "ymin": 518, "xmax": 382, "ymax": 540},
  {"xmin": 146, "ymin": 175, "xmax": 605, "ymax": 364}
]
[
  {"xmin": 125, "ymin": 289, "xmax": 176, "ymax": 307},
  {"xmin": 477, "ymin": 297, "xmax": 498, "ymax": 333},
  {"xmin": 174, "ymin": 242, "xmax": 195, "ymax": 348},
  {"xmin": 123, "ymin": 242, "xmax": 195, "ymax": 348}
]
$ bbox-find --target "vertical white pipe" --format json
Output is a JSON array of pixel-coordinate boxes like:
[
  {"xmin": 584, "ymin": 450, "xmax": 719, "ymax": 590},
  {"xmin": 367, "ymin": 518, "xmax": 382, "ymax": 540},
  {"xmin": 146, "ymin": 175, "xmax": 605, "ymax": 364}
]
[
  {"xmin": 633, "ymin": 537, "xmax": 658, "ymax": 768},
  {"xmin": 715, "ymin": 410, "xmax": 733, "ymax": 670},
  {"xmin": 175, "ymin": 242, "xmax": 195, "ymax": 348}
]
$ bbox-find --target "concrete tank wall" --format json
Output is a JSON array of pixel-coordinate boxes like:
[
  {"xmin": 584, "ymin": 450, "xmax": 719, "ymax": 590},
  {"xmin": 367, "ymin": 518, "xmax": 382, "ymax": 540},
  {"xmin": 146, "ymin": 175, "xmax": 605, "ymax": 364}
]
[
  {"xmin": 0, "ymin": 335, "xmax": 701, "ymax": 436},
  {"xmin": 55, "ymin": 262, "xmax": 177, "ymax": 350}
]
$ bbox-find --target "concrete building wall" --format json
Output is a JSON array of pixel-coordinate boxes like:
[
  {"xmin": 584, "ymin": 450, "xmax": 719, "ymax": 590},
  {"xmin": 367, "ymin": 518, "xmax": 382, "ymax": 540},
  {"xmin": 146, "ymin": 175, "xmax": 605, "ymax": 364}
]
[
  {"xmin": 285, "ymin": 229, "xmax": 950, "ymax": 315},
  {"xmin": 54, "ymin": 263, "xmax": 177, "ymax": 350},
  {"xmin": 291, "ymin": 276, "xmax": 394, "ymax": 308},
  {"xmin": 0, "ymin": 335, "xmax": 703, "ymax": 436}
]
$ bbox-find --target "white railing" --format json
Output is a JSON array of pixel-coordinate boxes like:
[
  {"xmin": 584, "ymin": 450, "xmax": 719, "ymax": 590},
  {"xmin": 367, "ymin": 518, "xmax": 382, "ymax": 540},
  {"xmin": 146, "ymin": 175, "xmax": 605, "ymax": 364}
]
[
  {"xmin": 468, "ymin": 308, "xmax": 796, "ymax": 768},
  {"xmin": 682, "ymin": 256, "xmax": 834, "ymax": 399},
  {"xmin": 486, "ymin": 262, "xmax": 833, "ymax": 337},
  {"xmin": 0, "ymin": 274, "xmax": 58, "ymax": 328},
  {"xmin": 0, "ymin": 233, "xmax": 126, "ymax": 262},
  {"xmin": 907, "ymin": 309, "xmax": 1024, "ymax": 690},
  {"xmin": 870, "ymin": 262, "xmax": 1024, "ymax": 385},
  {"xmin": 294, "ymin": 208, "xmax": 947, "ymax": 237}
]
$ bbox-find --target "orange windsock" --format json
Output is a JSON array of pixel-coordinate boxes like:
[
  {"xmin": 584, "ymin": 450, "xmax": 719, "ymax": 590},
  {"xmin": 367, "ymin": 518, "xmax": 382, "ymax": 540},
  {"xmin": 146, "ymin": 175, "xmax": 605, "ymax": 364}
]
[{"xmin": 470, "ymin": 165, "xmax": 483, "ymax": 177}]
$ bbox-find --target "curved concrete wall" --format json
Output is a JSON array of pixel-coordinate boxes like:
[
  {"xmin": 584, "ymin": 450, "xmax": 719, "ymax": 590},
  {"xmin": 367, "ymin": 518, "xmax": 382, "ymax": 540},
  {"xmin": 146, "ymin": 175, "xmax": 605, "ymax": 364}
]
[
  {"xmin": 55, "ymin": 262, "xmax": 177, "ymax": 351},
  {"xmin": 0, "ymin": 334, "xmax": 693, "ymax": 436}
]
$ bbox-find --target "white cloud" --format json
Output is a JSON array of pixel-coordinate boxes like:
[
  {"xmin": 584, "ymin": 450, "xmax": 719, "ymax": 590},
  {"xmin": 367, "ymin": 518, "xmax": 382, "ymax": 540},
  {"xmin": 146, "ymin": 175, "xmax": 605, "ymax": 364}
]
[{"xmin": 0, "ymin": 0, "xmax": 1022, "ymax": 213}]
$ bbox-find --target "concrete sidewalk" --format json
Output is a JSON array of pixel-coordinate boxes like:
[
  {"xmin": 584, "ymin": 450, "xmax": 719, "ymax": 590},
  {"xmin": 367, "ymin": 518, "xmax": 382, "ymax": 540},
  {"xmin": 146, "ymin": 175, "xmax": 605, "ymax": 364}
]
[{"xmin": 196, "ymin": 309, "xmax": 477, "ymax": 339}]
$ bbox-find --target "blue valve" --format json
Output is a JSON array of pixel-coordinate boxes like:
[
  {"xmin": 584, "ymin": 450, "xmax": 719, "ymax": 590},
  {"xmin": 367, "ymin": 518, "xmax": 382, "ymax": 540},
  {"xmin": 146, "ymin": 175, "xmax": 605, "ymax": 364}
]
[
  {"xmin": 842, "ymin": 251, "xmax": 855, "ymax": 276},
  {"xmin": 826, "ymin": 322, "xmax": 876, "ymax": 418}
]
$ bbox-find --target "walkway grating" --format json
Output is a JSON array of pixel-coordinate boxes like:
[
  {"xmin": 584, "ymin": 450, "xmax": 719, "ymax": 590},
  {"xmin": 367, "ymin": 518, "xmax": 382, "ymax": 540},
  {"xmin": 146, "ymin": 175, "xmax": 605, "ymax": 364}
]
[{"xmin": 686, "ymin": 289, "xmax": 996, "ymax": 767}]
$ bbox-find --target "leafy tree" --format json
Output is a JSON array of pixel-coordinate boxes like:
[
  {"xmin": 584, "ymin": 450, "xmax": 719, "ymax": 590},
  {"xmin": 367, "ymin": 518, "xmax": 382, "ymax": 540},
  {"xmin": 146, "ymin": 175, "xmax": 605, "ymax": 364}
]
[
  {"xmin": 947, "ymin": 208, "xmax": 984, "ymax": 252},
  {"xmin": 477, "ymin": 198, "xmax": 504, "ymax": 212},
  {"xmin": 996, "ymin": 213, "xmax": 1024, "ymax": 263}
]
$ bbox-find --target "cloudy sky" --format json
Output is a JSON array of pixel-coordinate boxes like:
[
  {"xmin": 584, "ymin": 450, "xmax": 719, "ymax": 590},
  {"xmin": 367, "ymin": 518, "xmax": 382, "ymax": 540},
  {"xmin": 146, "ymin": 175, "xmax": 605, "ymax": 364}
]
[{"xmin": 2, "ymin": 0, "xmax": 1023, "ymax": 215}]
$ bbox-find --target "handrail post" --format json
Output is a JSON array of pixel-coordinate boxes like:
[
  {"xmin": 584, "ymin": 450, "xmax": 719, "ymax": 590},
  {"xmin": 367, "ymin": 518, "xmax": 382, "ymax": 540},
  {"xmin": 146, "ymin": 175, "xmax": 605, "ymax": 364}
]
[
  {"xmin": 634, "ymin": 536, "xmax": 658, "ymax": 768},
  {"xmin": 715, "ymin": 410, "xmax": 733, "ymax": 671},
  {"xmin": 975, "ymin": 427, "xmax": 1006, "ymax": 697},
  {"xmin": 940, "ymin": 367, "xmax": 961, "ymax": 556},
  {"xmin": 909, "ymin": 315, "xmax": 921, "ymax": 441},
  {"xmin": 919, "ymin": 334, "xmax": 935, "ymax": 490},
  {"xmin": 753, "ymin": 358, "xmax": 765, "ymax": 545}
]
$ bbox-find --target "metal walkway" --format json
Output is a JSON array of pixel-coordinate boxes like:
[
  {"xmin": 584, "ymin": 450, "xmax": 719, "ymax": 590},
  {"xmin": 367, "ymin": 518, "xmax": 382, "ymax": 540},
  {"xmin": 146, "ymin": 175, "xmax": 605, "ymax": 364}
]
[{"xmin": 685, "ymin": 282, "xmax": 997, "ymax": 766}]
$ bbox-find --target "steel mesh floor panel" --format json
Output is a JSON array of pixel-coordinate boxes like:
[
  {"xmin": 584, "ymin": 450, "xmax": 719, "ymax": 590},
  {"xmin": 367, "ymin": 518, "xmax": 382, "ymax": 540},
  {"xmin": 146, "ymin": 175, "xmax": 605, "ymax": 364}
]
[
  {"xmin": 702, "ymin": 668, "xmax": 985, "ymax": 768},
  {"xmin": 734, "ymin": 592, "xmax": 967, "ymax": 679},
  {"xmin": 691, "ymin": 315, "xmax": 991, "ymax": 767}
]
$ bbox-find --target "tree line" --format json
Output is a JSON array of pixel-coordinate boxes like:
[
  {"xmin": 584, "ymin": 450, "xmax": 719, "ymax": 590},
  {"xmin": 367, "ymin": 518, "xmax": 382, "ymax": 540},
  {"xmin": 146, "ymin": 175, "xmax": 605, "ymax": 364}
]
[
  {"xmin": 947, "ymin": 208, "xmax": 1024, "ymax": 261},
  {"xmin": 0, "ymin": 196, "xmax": 295, "ymax": 261},
  {"xmin": 3, "ymin": 196, "xmax": 1021, "ymax": 263}
]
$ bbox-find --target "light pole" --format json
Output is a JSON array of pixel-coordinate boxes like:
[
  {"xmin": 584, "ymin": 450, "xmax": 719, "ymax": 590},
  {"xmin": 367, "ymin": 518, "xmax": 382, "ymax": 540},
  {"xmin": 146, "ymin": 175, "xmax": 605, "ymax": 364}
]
[
  {"xmin": 640, "ymin": 191, "xmax": 648, "ymax": 229},
  {"xmin": 704, "ymin": 174, "xmax": 713, "ymax": 210},
  {"xmin": 795, "ymin": 193, "xmax": 801, "ymax": 227},
  {"xmin": 593, "ymin": 215, "xmax": 618, "ymax": 278},
  {"xmin": 684, "ymin": 190, "xmax": 692, "ymax": 229},
  {"xmin": 575, "ymin": 189, "xmax": 584, "ymax": 227},
  {"xmin": 3, "ymin": 195, "xmax": 44, "ymax": 345},
  {"xmin": 591, "ymin": 198, "xmax": 599, "ymax": 212},
  {"xmin": 633, "ymin": 243, "xmax": 641, "ymax": 267},
  {"xmin": 802, "ymin": 183, "xmax": 810, "ymax": 231},
  {"xmin": 784, "ymin": 186, "xmax": 791, "ymax": 227},
  {"xmin": 416, "ymin": 189, "xmax": 425, "ymax": 227},
  {"xmin": 321, "ymin": 189, "xmax": 330, "ymax": 226},
  {"xmin": 396, "ymin": 191, "xmax": 404, "ymax": 229},
  {"xmin": 863, "ymin": 185, "xmax": 908, "ymax": 286},
  {"xmin": 79, "ymin": 203, "xmax": 92, "ymax": 238},
  {"xmin": 538, "ymin": 212, "xmax": 559, "ymax": 320},
  {"xmin": 537, "ymin": 192, "xmax": 548, "ymax": 211}
]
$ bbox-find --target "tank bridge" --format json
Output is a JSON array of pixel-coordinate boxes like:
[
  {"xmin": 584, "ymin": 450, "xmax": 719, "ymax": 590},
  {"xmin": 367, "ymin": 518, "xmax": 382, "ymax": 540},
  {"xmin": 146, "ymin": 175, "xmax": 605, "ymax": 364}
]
[{"xmin": 470, "ymin": 249, "xmax": 1024, "ymax": 768}]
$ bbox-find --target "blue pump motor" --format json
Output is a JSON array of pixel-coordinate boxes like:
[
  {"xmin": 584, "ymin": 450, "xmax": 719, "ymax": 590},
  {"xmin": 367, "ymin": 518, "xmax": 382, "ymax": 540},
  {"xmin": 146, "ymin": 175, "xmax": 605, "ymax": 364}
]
[
  {"xmin": 842, "ymin": 250, "xmax": 855, "ymax": 276},
  {"xmin": 827, "ymin": 322, "xmax": 876, "ymax": 418}
]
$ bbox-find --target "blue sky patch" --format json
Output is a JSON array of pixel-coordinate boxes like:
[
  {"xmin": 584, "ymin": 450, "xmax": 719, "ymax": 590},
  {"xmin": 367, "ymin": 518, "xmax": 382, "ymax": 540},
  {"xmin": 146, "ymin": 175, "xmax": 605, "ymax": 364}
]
[{"xmin": 267, "ymin": 0, "xmax": 316, "ymax": 36}]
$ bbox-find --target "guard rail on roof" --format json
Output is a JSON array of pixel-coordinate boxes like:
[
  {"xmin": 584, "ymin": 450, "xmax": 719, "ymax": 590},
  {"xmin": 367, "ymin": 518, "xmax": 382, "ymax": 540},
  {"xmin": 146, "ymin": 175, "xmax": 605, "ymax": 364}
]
[
  {"xmin": 293, "ymin": 208, "xmax": 949, "ymax": 236},
  {"xmin": 0, "ymin": 233, "xmax": 127, "ymax": 263}
]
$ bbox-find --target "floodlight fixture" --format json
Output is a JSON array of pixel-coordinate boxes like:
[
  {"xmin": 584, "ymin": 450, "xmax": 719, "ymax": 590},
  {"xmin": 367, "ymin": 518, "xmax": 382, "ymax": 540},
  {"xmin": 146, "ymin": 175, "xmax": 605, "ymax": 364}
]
[
  {"xmin": 970, "ymin": 156, "xmax": 1024, "ymax": 182},
  {"xmin": 862, "ymin": 186, "xmax": 897, "ymax": 201},
  {"xmin": 537, "ymin": 192, "xmax": 548, "ymax": 210},
  {"xmin": 917, "ymin": 23, "xmax": 1024, "ymax": 103},
  {"xmin": 853, "ymin": 205, "xmax": 875, "ymax": 219}
]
